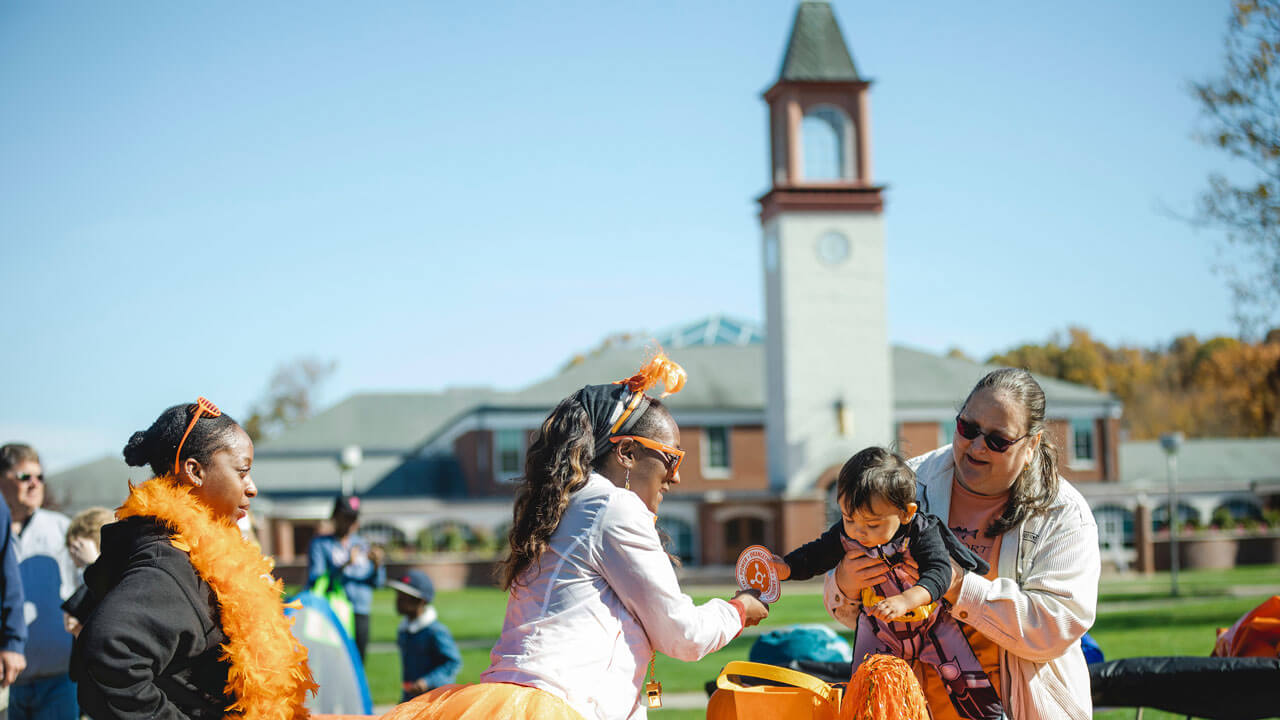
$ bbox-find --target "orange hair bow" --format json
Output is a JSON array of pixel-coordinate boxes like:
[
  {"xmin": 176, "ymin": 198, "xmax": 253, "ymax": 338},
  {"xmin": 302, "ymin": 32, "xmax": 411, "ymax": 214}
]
[{"xmin": 614, "ymin": 350, "xmax": 687, "ymax": 398}]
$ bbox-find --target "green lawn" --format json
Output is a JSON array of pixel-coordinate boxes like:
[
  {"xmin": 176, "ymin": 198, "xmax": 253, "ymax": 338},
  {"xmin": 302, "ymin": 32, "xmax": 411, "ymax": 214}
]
[{"xmin": 355, "ymin": 565, "xmax": 1280, "ymax": 719}]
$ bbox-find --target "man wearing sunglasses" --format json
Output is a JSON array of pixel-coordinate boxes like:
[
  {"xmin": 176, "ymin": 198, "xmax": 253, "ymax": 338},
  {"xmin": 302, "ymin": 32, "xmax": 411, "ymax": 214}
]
[{"xmin": 0, "ymin": 444, "xmax": 78, "ymax": 720}]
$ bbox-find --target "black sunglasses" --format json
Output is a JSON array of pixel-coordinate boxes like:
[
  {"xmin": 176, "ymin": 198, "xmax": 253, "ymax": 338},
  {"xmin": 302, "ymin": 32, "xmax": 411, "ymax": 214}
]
[
  {"xmin": 14, "ymin": 472, "xmax": 43, "ymax": 484},
  {"xmin": 955, "ymin": 416, "xmax": 1030, "ymax": 453}
]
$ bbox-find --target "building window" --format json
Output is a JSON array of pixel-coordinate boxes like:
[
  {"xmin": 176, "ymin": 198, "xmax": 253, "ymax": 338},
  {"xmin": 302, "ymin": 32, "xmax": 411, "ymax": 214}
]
[
  {"xmin": 496, "ymin": 429, "xmax": 524, "ymax": 482},
  {"xmin": 1070, "ymin": 418, "xmax": 1096, "ymax": 466},
  {"xmin": 801, "ymin": 106, "xmax": 852, "ymax": 181},
  {"xmin": 704, "ymin": 426, "xmax": 730, "ymax": 475},
  {"xmin": 939, "ymin": 418, "xmax": 955, "ymax": 448},
  {"xmin": 1092, "ymin": 505, "xmax": 1134, "ymax": 548},
  {"xmin": 657, "ymin": 516, "xmax": 694, "ymax": 564}
]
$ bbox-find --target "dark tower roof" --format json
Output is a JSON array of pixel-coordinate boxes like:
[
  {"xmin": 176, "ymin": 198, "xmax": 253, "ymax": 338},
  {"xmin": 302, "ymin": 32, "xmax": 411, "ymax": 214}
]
[{"xmin": 777, "ymin": 1, "xmax": 860, "ymax": 82}]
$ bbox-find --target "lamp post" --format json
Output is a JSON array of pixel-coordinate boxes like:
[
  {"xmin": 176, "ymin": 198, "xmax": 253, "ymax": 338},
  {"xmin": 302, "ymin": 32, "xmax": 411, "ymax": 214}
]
[
  {"xmin": 338, "ymin": 444, "xmax": 363, "ymax": 498},
  {"xmin": 1159, "ymin": 432, "xmax": 1184, "ymax": 597}
]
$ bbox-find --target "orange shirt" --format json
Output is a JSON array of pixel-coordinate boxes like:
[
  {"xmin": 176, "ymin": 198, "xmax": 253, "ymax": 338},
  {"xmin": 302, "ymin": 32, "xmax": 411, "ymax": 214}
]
[{"xmin": 915, "ymin": 478, "xmax": 1008, "ymax": 720}]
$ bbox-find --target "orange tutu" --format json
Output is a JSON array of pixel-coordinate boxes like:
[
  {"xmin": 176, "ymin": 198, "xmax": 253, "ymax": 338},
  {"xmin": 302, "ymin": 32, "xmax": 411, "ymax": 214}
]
[{"xmin": 380, "ymin": 683, "xmax": 586, "ymax": 720}]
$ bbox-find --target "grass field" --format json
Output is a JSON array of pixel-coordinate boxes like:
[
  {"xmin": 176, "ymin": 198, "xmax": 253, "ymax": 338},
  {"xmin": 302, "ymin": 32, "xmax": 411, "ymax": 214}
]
[{"xmin": 355, "ymin": 565, "xmax": 1280, "ymax": 719}]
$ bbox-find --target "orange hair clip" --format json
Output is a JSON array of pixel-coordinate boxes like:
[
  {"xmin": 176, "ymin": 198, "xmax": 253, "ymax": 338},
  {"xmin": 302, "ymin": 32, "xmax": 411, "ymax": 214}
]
[
  {"xmin": 174, "ymin": 396, "xmax": 222, "ymax": 475},
  {"xmin": 614, "ymin": 350, "xmax": 687, "ymax": 398}
]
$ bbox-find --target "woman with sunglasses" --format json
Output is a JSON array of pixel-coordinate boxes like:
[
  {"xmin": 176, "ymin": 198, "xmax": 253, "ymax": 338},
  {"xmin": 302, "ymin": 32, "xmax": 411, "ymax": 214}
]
[
  {"xmin": 384, "ymin": 353, "xmax": 769, "ymax": 720},
  {"xmin": 69, "ymin": 400, "xmax": 315, "ymax": 720},
  {"xmin": 827, "ymin": 368, "xmax": 1099, "ymax": 720}
]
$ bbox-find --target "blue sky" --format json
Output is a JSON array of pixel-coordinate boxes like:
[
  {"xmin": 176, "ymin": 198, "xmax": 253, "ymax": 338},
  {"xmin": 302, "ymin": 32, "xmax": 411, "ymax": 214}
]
[{"xmin": 0, "ymin": 1, "xmax": 1245, "ymax": 471}]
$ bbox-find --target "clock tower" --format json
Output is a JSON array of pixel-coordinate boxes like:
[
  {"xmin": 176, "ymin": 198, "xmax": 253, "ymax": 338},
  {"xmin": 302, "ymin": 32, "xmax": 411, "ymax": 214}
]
[{"xmin": 760, "ymin": 1, "xmax": 892, "ymax": 495}]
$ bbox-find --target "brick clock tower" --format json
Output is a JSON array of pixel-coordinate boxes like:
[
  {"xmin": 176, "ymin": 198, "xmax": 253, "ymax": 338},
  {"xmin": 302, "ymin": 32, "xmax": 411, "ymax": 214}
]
[{"xmin": 760, "ymin": 1, "xmax": 893, "ymax": 499}]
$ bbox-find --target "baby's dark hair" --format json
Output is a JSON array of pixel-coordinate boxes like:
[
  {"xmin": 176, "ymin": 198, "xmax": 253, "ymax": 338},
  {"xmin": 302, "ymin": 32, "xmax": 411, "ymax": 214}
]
[
  {"xmin": 835, "ymin": 447, "xmax": 916, "ymax": 516},
  {"xmin": 123, "ymin": 402, "xmax": 241, "ymax": 478}
]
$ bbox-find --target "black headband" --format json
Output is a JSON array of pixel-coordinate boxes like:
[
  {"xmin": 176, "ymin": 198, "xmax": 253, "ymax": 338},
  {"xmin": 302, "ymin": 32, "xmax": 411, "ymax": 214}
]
[{"xmin": 572, "ymin": 383, "xmax": 653, "ymax": 458}]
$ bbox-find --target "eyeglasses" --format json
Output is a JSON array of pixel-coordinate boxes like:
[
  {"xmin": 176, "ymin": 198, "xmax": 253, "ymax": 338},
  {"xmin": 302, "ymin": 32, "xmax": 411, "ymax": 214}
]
[
  {"xmin": 955, "ymin": 416, "xmax": 1030, "ymax": 453},
  {"xmin": 174, "ymin": 396, "xmax": 222, "ymax": 475},
  {"xmin": 14, "ymin": 473, "xmax": 43, "ymax": 484},
  {"xmin": 610, "ymin": 435, "xmax": 685, "ymax": 478}
]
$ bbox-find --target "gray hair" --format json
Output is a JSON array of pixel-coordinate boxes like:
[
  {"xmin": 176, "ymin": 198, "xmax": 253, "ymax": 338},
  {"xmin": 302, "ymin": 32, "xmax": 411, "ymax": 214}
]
[
  {"xmin": 962, "ymin": 368, "xmax": 1061, "ymax": 537},
  {"xmin": 0, "ymin": 443, "xmax": 40, "ymax": 475}
]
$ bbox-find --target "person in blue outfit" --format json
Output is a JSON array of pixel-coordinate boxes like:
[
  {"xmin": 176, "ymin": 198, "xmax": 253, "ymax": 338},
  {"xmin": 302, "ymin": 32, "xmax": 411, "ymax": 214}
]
[
  {"xmin": 2, "ymin": 443, "xmax": 76, "ymax": 720},
  {"xmin": 307, "ymin": 495, "xmax": 385, "ymax": 660},
  {"xmin": 0, "ymin": 476, "xmax": 28, "ymax": 715},
  {"xmin": 387, "ymin": 570, "xmax": 461, "ymax": 702}
]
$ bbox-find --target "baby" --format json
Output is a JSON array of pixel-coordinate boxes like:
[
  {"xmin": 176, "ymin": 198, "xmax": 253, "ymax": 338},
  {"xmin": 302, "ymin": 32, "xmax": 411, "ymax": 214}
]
[
  {"xmin": 62, "ymin": 506, "xmax": 114, "ymax": 637},
  {"xmin": 774, "ymin": 447, "xmax": 1002, "ymax": 720}
]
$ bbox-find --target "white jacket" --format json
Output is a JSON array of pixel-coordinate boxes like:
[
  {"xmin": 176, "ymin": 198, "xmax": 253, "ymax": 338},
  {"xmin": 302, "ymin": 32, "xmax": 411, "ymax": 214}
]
[
  {"xmin": 824, "ymin": 446, "xmax": 1099, "ymax": 720},
  {"xmin": 483, "ymin": 473, "xmax": 743, "ymax": 720}
]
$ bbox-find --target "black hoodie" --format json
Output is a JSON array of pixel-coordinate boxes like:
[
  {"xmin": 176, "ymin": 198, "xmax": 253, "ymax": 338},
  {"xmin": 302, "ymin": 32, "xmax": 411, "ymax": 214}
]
[{"xmin": 69, "ymin": 517, "xmax": 231, "ymax": 720}]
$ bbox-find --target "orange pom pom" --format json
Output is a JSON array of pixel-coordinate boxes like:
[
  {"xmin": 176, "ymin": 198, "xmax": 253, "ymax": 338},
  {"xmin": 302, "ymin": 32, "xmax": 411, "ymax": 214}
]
[
  {"xmin": 842, "ymin": 654, "xmax": 929, "ymax": 720},
  {"xmin": 614, "ymin": 350, "xmax": 686, "ymax": 398}
]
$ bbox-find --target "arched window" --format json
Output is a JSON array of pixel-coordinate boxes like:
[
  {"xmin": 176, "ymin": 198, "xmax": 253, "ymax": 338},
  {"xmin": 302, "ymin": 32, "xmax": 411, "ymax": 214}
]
[
  {"xmin": 1153, "ymin": 503, "xmax": 1199, "ymax": 531},
  {"xmin": 1092, "ymin": 505, "xmax": 1134, "ymax": 548},
  {"xmin": 1212, "ymin": 499, "xmax": 1263, "ymax": 524},
  {"xmin": 360, "ymin": 522, "xmax": 408, "ymax": 549},
  {"xmin": 657, "ymin": 516, "xmax": 695, "ymax": 565},
  {"xmin": 801, "ymin": 106, "xmax": 853, "ymax": 181},
  {"xmin": 421, "ymin": 520, "xmax": 478, "ymax": 553}
]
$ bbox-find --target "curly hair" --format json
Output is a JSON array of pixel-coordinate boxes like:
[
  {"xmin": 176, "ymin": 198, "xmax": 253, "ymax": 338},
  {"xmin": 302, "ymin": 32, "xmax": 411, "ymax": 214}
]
[{"xmin": 498, "ymin": 396, "xmax": 596, "ymax": 590}]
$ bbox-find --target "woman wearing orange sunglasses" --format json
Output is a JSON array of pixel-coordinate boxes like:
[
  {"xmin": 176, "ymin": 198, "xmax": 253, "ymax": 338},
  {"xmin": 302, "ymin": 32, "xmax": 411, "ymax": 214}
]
[
  {"xmin": 384, "ymin": 353, "xmax": 769, "ymax": 720},
  {"xmin": 69, "ymin": 400, "xmax": 315, "ymax": 720}
]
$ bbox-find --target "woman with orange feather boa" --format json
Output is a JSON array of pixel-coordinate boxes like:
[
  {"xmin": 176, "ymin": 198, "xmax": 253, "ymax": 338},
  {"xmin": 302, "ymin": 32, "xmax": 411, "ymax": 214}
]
[{"xmin": 69, "ymin": 399, "xmax": 315, "ymax": 720}]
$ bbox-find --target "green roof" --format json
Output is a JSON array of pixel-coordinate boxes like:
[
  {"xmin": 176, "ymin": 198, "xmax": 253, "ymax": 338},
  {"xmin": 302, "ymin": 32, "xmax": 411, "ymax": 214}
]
[
  {"xmin": 892, "ymin": 345, "xmax": 1119, "ymax": 410},
  {"xmin": 46, "ymin": 455, "xmax": 141, "ymax": 515},
  {"xmin": 1118, "ymin": 438, "xmax": 1280, "ymax": 488},
  {"xmin": 258, "ymin": 387, "xmax": 500, "ymax": 452},
  {"xmin": 49, "ymin": 318, "xmax": 1124, "ymax": 502},
  {"xmin": 778, "ymin": 2, "xmax": 860, "ymax": 82}
]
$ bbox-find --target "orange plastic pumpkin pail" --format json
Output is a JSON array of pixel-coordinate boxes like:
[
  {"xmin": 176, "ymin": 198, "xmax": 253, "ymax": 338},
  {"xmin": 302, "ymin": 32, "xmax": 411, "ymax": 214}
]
[{"xmin": 706, "ymin": 661, "xmax": 841, "ymax": 720}]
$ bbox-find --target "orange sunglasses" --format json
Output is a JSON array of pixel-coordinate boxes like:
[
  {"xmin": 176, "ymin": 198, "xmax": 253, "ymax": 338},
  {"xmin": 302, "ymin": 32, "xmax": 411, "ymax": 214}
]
[
  {"xmin": 174, "ymin": 397, "xmax": 222, "ymax": 475},
  {"xmin": 609, "ymin": 435, "xmax": 684, "ymax": 478}
]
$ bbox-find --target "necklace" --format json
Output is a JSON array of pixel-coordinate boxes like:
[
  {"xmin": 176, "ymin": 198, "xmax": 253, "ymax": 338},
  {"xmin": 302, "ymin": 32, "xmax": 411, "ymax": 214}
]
[{"xmin": 118, "ymin": 478, "xmax": 317, "ymax": 720}]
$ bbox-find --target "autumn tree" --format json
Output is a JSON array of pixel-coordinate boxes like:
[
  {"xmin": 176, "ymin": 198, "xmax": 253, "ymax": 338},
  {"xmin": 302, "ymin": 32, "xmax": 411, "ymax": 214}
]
[
  {"xmin": 243, "ymin": 356, "xmax": 337, "ymax": 442},
  {"xmin": 1193, "ymin": 0, "xmax": 1280, "ymax": 333},
  {"xmin": 988, "ymin": 328, "xmax": 1280, "ymax": 439}
]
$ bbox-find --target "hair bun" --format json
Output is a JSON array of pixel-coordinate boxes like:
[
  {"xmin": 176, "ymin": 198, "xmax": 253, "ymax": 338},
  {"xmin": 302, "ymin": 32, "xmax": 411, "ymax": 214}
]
[{"xmin": 122, "ymin": 430, "xmax": 151, "ymax": 467}]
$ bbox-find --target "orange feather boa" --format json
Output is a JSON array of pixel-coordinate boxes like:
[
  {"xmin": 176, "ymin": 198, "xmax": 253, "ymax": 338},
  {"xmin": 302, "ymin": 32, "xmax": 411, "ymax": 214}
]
[
  {"xmin": 842, "ymin": 654, "xmax": 930, "ymax": 720},
  {"xmin": 117, "ymin": 477, "xmax": 317, "ymax": 720}
]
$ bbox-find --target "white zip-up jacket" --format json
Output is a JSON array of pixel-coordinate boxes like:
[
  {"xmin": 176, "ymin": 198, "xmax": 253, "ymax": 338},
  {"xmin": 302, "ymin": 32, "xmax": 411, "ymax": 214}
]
[
  {"xmin": 483, "ymin": 473, "xmax": 743, "ymax": 720},
  {"xmin": 824, "ymin": 446, "xmax": 1099, "ymax": 720}
]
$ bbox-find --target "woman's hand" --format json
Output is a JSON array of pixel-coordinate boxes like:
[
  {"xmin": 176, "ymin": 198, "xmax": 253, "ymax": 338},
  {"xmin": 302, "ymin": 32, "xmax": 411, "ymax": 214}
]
[
  {"xmin": 942, "ymin": 557, "xmax": 966, "ymax": 605},
  {"xmin": 732, "ymin": 589, "xmax": 770, "ymax": 627},
  {"xmin": 833, "ymin": 554, "xmax": 890, "ymax": 598}
]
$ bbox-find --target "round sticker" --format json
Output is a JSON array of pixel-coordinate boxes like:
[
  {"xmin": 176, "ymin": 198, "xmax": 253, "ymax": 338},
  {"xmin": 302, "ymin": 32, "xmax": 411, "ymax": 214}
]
[{"xmin": 735, "ymin": 544, "xmax": 781, "ymax": 603}]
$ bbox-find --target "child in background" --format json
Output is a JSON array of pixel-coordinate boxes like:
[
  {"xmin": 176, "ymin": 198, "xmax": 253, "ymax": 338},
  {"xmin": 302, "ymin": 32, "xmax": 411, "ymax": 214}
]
[
  {"xmin": 387, "ymin": 570, "xmax": 461, "ymax": 702},
  {"xmin": 773, "ymin": 447, "xmax": 1001, "ymax": 720},
  {"xmin": 61, "ymin": 507, "xmax": 114, "ymax": 637}
]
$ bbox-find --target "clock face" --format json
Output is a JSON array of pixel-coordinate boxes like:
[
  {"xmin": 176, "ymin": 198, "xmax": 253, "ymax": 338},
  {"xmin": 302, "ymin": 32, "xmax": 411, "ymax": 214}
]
[{"xmin": 815, "ymin": 231, "xmax": 851, "ymax": 266}]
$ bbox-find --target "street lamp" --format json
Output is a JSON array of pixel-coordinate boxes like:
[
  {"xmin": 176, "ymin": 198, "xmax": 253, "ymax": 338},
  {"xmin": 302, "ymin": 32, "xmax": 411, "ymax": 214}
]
[
  {"xmin": 338, "ymin": 444, "xmax": 363, "ymax": 498},
  {"xmin": 1159, "ymin": 432, "xmax": 1184, "ymax": 597}
]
